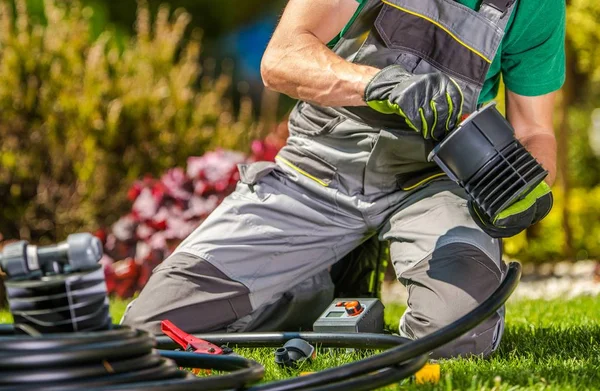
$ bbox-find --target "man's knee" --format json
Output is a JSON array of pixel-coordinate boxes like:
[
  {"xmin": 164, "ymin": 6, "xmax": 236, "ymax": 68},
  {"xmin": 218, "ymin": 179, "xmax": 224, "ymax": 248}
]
[
  {"xmin": 401, "ymin": 307, "xmax": 504, "ymax": 359},
  {"xmin": 120, "ymin": 252, "xmax": 335, "ymax": 335},
  {"xmin": 120, "ymin": 252, "xmax": 252, "ymax": 335},
  {"xmin": 398, "ymin": 243, "xmax": 506, "ymax": 358}
]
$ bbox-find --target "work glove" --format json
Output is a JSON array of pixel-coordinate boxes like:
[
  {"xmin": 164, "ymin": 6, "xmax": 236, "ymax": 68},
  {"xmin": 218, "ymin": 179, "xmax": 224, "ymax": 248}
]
[
  {"xmin": 468, "ymin": 181, "xmax": 553, "ymax": 238},
  {"xmin": 364, "ymin": 65, "xmax": 464, "ymax": 141}
]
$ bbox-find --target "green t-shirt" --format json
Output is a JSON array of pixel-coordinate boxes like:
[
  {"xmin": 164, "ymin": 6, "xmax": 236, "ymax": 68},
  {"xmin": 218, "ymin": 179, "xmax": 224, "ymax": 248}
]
[{"xmin": 329, "ymin": 0, "xmax": 566, "ymax": 103}]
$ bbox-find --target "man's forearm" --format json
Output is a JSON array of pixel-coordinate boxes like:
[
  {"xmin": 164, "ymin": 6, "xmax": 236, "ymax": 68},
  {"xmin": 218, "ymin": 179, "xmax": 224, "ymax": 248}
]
[
  {"xmin": 260, "ymin": 0, "xmax": 379, "ymax": 107},
  {"xmin": 506, "ymin": 90, "xmax": 558, "ymax": 186},
  {"xmin": 261, "ymin": 32, "xmax": 378, "ymax": 107},
  {"xmin": 518, "ymin": 132, "xmax": 557, "ymax": 186}
]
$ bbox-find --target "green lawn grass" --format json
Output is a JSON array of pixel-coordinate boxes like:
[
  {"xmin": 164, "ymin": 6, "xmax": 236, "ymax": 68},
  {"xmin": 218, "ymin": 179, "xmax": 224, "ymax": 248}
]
[{"xmin": 2, "ymin": 296, "xmax": 600, "ymax": 390}]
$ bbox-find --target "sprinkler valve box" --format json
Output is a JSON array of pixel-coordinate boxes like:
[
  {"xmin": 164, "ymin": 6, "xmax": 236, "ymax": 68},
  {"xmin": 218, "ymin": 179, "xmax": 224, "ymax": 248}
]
[{"xmin": 313, "ymin": 298, "xmax": 384, "ymax": 333}]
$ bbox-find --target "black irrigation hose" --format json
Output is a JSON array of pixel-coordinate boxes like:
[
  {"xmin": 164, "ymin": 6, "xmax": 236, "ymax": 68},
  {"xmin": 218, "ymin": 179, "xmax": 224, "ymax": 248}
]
[
  {"xmin": 157, "ymin": 332, "xmax": 428, "ymax": 391},
  {"xmin": 246, "ymin": 261, "xmax": 522, "ymax": 391},
  {"xmin": 155, "ymin": 331, "xmax": 410, "ymax": 349},
  {"xmin": 0, "ymin": 262, "xmax": 521, "ymax": 391},
  {"xmin": 0, "ymin": 326, "xmax": 264, "ymax": 391},
  {"xmin": 308, "ymin": 357, "xmax": 429, "ymax": 391}
]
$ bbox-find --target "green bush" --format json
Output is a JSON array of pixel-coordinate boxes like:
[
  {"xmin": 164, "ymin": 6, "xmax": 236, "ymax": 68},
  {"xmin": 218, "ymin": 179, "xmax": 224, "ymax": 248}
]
[{"xmin": 0, "ymin": 0, "xmax": 260, "ymax": 242}]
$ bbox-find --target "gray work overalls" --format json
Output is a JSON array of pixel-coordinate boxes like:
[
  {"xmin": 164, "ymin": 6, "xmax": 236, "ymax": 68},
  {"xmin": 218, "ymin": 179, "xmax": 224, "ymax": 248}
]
[{"xmin": 123, "ymin": 0, "xmax": 517, "ymax": 358}]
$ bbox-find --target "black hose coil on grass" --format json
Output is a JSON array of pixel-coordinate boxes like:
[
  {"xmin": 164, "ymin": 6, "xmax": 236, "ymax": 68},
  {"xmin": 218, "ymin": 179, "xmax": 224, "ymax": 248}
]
[
  {"xmin": 0, "ymin": 262, "xmax": 521, "ymax": 391},
  {"xmin": 0, "ymin": 326, "xmax": 264, "ymax": 391}
]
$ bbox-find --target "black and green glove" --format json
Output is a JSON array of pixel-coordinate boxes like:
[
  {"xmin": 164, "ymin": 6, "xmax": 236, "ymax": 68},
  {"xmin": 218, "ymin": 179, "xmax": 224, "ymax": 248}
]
[
  {"xmin": 364, "ymin": 65, "xmax": 464, "ymax": 141},
  {"xmin": 469, "ymin": 182, "xmax": 554, "ymax": 238}
]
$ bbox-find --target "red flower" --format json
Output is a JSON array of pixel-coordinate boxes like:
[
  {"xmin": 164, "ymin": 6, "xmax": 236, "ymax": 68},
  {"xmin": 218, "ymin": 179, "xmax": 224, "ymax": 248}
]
[
  {"xmin": 161, "ymin": 167, "xmax": 193, "ymax": 201},
  {"xmin": 132, "ymin": 188, "xmax": 159, "ymax": 221},
  {"xmin": 127, "ymin": 182, "xmax": 143, "ymax": 201}
]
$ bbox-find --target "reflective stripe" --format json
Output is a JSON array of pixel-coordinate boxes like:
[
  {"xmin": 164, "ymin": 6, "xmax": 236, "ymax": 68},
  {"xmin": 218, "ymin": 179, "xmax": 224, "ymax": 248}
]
[
  {"xmin": 275, "ymin": 155, "xmax": 330, "ymax": 187},
  {"xmin": 401, "ymin": 172, "xmax": 447, "ymax": 191},
  {"xmin": 381, "ymin": 0, "xmax": 493, "ymax": 64}
]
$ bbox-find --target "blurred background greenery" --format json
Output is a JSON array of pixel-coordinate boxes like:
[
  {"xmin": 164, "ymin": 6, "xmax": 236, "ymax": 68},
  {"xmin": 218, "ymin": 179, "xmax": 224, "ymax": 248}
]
[{"xmin": 0, "ymin": 0, "xmax": 598, "ymax": 264}]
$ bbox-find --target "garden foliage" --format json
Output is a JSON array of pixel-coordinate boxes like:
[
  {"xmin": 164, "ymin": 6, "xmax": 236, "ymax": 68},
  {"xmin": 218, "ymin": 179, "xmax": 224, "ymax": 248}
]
[{"xmin": 0, "ymin": 0, "xmax": 260, "ymax": 242}]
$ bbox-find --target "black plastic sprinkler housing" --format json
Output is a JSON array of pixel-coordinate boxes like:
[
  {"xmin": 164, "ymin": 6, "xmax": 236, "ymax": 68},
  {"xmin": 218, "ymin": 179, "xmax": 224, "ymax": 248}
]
[{"xmin": 429, "ymin": 102, "xmax": 548, "ymax": 220}]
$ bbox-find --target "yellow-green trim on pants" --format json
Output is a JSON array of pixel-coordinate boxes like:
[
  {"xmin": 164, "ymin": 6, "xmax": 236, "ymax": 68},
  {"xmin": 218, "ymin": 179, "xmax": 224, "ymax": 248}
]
[
  {"xmin": 401, "ymin": 173, "xmax": 447, "ymax": 191},
  {"xmin": 275, "ymin": 155, "xmax": 330, "ymax": 187}
]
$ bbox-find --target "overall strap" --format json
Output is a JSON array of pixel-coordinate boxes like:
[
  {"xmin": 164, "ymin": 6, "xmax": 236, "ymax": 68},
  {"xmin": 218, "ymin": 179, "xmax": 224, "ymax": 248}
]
[{"xmin": 479, "ymin": 0, "xmax": 517, "ymax": 26}]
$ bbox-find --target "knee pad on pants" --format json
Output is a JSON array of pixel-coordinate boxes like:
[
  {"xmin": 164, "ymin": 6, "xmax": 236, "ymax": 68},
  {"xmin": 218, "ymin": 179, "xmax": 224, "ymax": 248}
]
[{"xmin": 398, "ymin": 243, "xmax": 506, "ymax": 358}]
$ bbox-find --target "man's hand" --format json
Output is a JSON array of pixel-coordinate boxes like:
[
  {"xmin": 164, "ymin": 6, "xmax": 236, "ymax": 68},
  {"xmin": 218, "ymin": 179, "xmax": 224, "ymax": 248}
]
[
  {"xmin": 364, "ymin": 65, "xmax": 464, "ymax": 140},
  {"xmin": 469, "ymin": 181, "xmax": 553, "ymax": 238}
]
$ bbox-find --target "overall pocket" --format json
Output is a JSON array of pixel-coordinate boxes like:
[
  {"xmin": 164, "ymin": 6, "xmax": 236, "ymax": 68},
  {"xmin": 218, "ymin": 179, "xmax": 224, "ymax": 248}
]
[
  {"xmin": 353, "ymin": 0, "xmax": 502, "ymax": 87},
  {"xmin": 363, "ymin": 129, "xmax": 434, "ymax": 194},
  {"xmin": 276, "ymin": 146, "xmax": 338, "ymax": 188},
  {"xmin": 237, "ymin": 161, "xmax": 279, "ymax": 202},
  {"xmin": 288, "ymin": 102, "xmax": 347, "ymax": 138},
  {"xmin": 373, "ymin": 0, "xmax": 493, "ymax": 86}
]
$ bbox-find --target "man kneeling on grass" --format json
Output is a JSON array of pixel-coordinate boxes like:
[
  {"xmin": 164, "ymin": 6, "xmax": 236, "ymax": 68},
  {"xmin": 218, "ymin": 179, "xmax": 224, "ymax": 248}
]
[{"xmin": 122, "ymin": 0, "xmax": 565, "ymax": 358}]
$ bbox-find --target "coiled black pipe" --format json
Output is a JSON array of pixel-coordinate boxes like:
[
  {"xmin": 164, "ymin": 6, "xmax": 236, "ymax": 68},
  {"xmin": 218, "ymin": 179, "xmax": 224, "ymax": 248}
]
[
  {"xmin": 0, "ymin": 262, "xmax": 521, "ymax": 391},
  {"xmin": 0, "ymin": 326, "xmax": 264, "ymax": 391}
]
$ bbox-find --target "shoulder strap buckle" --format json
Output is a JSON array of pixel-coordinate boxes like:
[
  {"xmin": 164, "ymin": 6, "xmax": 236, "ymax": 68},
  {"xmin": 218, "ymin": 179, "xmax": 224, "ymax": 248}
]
[{"xmin": 481, "ymin": 0, "xmax": 516, "ymax": 15}]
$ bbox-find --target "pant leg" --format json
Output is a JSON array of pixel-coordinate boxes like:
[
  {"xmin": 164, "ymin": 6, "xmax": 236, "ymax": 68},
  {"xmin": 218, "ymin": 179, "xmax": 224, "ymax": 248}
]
[
  {"xmin": 330, "ymin": 234, "xmax": 386, "ymax": 298},
  {"xmin": 121, "ymin": 163, "xmax": 368, "ymax": 334},
  {"xmin": 381, "ymin": 185, "xmax": 506, "ymax": 358}
]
